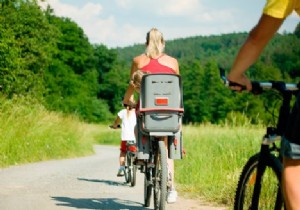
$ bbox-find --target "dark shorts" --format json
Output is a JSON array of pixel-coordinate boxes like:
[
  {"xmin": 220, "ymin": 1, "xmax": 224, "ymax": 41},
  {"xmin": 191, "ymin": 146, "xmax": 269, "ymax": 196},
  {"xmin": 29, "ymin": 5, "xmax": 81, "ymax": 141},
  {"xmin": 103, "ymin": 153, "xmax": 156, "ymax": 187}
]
[
  {"xmin": 281, "ymin": 137, "xmax": 300, "ymax": 159},
  {"xmin": 281, "ymin": 92, "xmax": 300, "ymax": 159}
]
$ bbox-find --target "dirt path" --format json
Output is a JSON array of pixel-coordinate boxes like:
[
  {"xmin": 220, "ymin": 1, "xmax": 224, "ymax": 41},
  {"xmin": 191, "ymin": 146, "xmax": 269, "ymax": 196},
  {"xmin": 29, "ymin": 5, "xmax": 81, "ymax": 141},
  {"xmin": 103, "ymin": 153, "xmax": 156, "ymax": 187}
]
[{"xmin": 0, "ymin": 145, "xmax": 227, "ymax": 210}]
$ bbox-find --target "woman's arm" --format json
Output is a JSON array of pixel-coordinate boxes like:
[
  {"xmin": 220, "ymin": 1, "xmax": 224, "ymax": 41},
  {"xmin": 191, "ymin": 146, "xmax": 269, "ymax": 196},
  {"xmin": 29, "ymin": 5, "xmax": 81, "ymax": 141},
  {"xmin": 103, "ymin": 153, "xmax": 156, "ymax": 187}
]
[{"xmin": 123, "ymin": 59, "xmax": 138, "ymax": 105}]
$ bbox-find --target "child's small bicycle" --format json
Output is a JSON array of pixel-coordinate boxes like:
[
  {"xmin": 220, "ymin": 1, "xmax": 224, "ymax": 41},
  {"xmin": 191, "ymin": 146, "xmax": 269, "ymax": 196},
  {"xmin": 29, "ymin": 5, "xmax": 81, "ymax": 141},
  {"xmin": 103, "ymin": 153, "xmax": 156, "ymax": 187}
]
[
  {"xmin": 109, "ymin": 125, "xmax": 137, "ymax": 187},
  {"xmin": 124, "ymin": 141, "xmax": 137, "ymax": 187}
]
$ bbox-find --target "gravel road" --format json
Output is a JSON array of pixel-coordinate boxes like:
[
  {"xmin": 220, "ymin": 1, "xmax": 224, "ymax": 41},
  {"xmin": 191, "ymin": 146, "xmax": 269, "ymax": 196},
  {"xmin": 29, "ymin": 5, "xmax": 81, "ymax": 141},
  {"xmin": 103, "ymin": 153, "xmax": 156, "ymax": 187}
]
[{"xmin": 0, "ymin": 145, "xmax": 227, "ymax": 210}]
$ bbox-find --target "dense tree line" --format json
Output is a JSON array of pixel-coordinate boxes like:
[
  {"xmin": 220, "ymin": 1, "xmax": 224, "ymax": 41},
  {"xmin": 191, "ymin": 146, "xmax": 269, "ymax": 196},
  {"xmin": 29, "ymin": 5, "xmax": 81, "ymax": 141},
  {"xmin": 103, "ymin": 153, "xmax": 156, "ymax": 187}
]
[{"xmin": 1, "ymin": 0, "xmax": 299, "ymax": 125}]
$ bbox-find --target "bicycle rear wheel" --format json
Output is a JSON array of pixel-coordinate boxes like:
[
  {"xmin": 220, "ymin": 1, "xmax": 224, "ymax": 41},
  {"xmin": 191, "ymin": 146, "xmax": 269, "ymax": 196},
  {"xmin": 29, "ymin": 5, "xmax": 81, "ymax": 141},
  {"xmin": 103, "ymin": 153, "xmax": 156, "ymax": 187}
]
[
  {"xmin": 144, "ymin": 168, "xmax": 152, "ymax": 207},
  {"xmin": 234, "ymin": 153, "xmax": 284, "ymax": 210},
  {"xmin": 153, "ymin": 140, "xmax": 168, "ymax": 210},
  {"xmin": 129, "ymin": 156, "xmax": 137, "ymax": 187}
]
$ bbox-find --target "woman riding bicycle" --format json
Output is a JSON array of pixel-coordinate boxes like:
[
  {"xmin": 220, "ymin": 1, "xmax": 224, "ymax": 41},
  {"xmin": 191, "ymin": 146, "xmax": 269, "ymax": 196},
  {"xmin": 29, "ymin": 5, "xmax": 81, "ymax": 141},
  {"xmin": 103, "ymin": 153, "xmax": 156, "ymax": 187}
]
[
  {"xmin": 123, "ymin": 28, "xmax": 180, "ymax": 203},
  {"xmin": 227, "ymin": 1, "xmax": 300, "ymax": 209}
]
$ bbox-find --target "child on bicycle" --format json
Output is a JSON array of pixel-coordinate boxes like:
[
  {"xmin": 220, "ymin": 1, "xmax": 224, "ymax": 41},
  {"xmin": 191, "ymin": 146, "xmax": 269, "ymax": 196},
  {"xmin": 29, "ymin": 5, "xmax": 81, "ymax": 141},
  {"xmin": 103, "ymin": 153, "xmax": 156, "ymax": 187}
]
[{"xmin": 111, "ymin": 103, "xmax": 136, "ymax": 177}]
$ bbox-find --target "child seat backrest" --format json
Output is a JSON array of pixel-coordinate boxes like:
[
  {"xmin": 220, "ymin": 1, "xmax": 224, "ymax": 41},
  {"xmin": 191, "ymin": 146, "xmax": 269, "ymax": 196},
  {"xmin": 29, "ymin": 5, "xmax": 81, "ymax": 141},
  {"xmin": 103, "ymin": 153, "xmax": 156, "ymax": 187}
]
[{"xmin": 139, "ymin": 74, "xmax": 184, "ymax": 133}]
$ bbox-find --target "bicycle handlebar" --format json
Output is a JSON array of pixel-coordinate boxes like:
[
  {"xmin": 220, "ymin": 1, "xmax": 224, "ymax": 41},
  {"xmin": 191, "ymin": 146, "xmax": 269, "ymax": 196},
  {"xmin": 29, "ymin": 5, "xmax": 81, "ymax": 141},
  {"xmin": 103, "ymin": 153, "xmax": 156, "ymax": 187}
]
[{"xmin": 219, "ymin": 67, "xmax": 299, "ymax": 95}]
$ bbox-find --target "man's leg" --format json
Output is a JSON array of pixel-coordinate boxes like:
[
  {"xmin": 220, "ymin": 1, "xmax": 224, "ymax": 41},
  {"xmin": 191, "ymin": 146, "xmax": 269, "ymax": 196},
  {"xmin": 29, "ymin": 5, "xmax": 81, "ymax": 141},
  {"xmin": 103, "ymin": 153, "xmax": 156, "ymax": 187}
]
[{"xmin": 282, "ymin": 158, "xmax": 300, "ymax": 210}]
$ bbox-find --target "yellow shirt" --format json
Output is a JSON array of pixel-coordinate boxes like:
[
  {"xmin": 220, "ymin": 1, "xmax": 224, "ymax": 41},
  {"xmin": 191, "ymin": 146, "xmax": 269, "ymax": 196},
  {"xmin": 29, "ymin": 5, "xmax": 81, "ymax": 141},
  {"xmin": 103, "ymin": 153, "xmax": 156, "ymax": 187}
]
[{"xmin": 263, "ymin": 0, "xmax": 300, "ymax": 18}]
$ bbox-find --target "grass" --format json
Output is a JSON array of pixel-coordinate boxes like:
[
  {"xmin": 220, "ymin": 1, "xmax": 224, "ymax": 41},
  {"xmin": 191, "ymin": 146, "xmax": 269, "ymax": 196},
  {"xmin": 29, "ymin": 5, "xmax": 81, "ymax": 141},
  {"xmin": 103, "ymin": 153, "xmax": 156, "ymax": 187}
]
[
  {"xmin": 0, "ymin": 96, "xmax": 95, "ymax": 167},
  {"xmin": 176, "ymin": 124, "xmax": 264, "ymax": 208}
]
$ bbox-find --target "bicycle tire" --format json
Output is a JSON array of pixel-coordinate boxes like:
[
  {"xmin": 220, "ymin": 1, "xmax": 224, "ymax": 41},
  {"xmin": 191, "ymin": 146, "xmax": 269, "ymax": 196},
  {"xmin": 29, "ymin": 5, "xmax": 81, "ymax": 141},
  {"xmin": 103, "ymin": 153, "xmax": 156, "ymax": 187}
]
[
  {"xmin": 153, "ymin": 140, "xmax": 168, "ymax": 210},
  {"xmin": 125, "ymin": 154, "xmax": 130, "ymax": 183},
  {"xmin": 130, "ymin": 157, "xmax": 137, "ymax": 187},
  {"xmin": 144, "ymin": 169, "xmax": 152, "ymax": 207},
  {"xmin": 234, "ymin": 153, "xmax": 284, "ymax": 210}
]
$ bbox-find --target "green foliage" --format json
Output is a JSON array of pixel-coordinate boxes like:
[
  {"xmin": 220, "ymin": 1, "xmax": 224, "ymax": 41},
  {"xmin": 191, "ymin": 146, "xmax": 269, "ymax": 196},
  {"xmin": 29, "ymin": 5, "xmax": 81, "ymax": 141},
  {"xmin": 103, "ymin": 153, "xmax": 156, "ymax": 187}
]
[
  {"xmin": 0, "ymin": 0, "xmax": 57, "ymax": 98},
  {"xmin": 42, "ymin": 14, "xmax": 115, "ymax": 122},
  {"xmin": 95, "ymin": 44, "xmax": 129, "ymax": 113},
  {"xmin": 294, "ymin": 22, "xmax": 300, "ymax": 38}
]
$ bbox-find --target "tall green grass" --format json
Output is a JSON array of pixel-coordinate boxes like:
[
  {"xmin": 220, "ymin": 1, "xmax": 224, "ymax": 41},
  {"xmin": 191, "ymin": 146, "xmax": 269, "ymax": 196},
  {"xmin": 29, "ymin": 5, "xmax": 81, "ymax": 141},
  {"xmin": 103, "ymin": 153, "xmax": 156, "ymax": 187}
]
[
  {"xmin": 176, "ymin": 124, "xmax": 264, "ymax": 208},
  {"xmin": 0, "ymin": 96, "xmax": 95, "ymax": 167}
]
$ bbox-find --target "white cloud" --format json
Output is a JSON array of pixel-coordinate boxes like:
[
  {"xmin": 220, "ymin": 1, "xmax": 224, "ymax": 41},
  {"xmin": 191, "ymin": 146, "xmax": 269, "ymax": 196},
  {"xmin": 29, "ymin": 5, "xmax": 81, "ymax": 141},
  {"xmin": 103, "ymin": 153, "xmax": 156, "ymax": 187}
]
[
  {"xmin": 115, "ymin": 0, "xmax": 134, "ymax": 9},
  {"xmin": 158, "ymin": 0, "xmax": 202, "ymax": 16}
]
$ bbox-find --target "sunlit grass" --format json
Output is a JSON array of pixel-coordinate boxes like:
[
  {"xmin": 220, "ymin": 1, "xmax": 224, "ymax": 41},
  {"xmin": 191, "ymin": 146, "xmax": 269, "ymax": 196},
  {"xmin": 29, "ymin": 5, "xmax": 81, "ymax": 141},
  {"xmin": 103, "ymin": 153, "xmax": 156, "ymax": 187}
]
[
  {"xmin": 175, "ymin": 124, "xmax": 264, "ymax": 208},
  {"xmin": 0, "ymin": 96, "xmax": 94, "ymax": 167}
]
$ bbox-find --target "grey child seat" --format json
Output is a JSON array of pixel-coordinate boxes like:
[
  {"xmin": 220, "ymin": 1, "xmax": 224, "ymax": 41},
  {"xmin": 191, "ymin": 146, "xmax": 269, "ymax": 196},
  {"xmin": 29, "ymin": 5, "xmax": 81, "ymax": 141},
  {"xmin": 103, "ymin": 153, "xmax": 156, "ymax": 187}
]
[{"xmin": 136, "ymin": 74, "xmax": 184, "ymax": 160}]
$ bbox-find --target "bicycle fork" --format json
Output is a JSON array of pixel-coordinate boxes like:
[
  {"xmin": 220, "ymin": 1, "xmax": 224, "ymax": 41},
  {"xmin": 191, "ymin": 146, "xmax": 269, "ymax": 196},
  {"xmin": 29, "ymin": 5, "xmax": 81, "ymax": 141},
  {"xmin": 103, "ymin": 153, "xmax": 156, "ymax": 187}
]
[
  {"xmin": 250, "ymin": 144, "xmax": 268, "ymax": 210},
  {"xmin": 250, "ymin": 144, "xmax": 283, "ymax": 210}
]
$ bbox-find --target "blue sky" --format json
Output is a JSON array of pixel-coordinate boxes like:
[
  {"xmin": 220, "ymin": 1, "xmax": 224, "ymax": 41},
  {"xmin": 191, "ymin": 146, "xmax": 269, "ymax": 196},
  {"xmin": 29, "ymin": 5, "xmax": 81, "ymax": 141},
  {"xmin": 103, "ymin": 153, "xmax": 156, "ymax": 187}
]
[{"xmin": 40, "ymin": 0, "xmax": 299, "ymax": 48}]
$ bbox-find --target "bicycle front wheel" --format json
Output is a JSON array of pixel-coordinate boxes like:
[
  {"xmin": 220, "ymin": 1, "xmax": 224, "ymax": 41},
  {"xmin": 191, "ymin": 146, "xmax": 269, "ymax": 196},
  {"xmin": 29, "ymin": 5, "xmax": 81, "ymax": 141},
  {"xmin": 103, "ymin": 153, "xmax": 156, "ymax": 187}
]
[
  {"xmin": 153, "ymin": 140, "xmax": 168, "ymax": 210},
  {"xmin": 125, "ymin": 154, "xmax": 130, "ymax": 183},
  {"xmin": 234, "ymin": 153, "xmax": 284, "ymax": 210}
]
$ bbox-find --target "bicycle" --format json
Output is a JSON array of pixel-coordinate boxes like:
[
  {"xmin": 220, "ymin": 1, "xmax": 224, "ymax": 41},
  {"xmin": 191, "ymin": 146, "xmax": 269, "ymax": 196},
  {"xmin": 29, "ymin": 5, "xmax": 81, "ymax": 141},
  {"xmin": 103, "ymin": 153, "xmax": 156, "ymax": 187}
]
[
  {"xmin": 124, "ymin": 141, "xmax": 137, "ymax": 187},
  {"xmin": 136, "ymin": 73, "xmax": 184, "ymax": 210},
  {"xmin": 109, "ymin": 125, "xmax": 137, "ymax": 187},
  {"xmin": 220, "ymin": 68, "xmax": 299, "ymax": 210}
]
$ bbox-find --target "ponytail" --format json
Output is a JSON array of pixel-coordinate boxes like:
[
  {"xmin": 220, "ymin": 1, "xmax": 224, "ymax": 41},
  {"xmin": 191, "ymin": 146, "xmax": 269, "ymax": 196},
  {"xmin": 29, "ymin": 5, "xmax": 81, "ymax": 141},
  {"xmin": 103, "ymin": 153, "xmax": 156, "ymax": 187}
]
[{"xmin": 145, "ymin": 28, "xmax": 165, "ymax": 58}]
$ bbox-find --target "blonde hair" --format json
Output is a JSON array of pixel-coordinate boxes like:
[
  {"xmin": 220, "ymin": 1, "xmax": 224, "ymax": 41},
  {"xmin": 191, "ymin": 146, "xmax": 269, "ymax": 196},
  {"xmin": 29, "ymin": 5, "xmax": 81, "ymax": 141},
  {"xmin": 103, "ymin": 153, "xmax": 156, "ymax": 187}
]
[
  {"xmin": 130, "ymin": 70, "xmax": 149, "ymax": 92},
  {"xmin": 145, "ymin": 28, "xmax": 165, "ymax": 58}
]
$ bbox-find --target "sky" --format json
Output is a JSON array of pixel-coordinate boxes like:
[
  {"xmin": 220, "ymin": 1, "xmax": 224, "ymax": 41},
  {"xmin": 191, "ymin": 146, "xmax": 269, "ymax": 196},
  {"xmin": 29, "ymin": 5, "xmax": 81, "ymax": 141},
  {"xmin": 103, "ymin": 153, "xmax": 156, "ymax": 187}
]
[{"xmin": 39, "ymin": 0, "xmax": 299, "ymax": 48}]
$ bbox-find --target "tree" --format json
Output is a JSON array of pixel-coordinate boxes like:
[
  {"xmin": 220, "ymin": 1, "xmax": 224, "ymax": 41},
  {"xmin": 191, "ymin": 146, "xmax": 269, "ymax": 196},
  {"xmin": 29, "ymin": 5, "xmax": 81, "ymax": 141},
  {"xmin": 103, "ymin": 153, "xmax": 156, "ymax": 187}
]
[
  {"xmin": 0, "ymin": 0, "xmax": 58, "ymax": 98},
  {"xmin": 294, "ymin": 22, "xmax": 300, "ymax": 38}
]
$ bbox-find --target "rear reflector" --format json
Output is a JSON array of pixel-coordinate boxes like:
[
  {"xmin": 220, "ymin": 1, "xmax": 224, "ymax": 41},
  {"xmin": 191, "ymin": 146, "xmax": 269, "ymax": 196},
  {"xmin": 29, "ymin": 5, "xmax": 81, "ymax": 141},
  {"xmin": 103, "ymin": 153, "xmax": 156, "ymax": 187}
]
[{"xmin": 155, "ymin": 97, "xmax": 168, "ymax": 106}]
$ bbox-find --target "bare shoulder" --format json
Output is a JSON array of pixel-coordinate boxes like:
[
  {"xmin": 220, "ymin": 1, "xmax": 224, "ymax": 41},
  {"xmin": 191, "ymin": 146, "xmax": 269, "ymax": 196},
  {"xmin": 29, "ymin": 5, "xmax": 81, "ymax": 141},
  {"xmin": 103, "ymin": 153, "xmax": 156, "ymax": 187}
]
[
  {"xmin": 133, "ymin": 54, "xmax": 146, "ymax": 62},
  {"xmin": 162, "ymin": 54, "xmax": 178, "ymax": 63},
  {"xmin": 133, "ymin": 53, "xmax": 149, "ymax": 68},
  {"xmin": 160, "ymin": 54, "xmax": 179, "ymax": 73}
]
